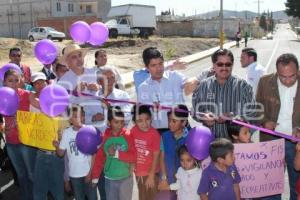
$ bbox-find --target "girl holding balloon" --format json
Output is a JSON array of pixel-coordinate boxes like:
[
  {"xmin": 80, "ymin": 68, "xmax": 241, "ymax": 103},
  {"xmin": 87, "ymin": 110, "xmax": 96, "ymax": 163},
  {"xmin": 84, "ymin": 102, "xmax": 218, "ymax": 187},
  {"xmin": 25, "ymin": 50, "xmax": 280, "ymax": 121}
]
[
  {"xmin": 158, "ymin": 145, "xmax": 202, "ymax": 200},
  {"xmin": 2, "ymin": 69, "xmax": 33, "ymax": 200}
]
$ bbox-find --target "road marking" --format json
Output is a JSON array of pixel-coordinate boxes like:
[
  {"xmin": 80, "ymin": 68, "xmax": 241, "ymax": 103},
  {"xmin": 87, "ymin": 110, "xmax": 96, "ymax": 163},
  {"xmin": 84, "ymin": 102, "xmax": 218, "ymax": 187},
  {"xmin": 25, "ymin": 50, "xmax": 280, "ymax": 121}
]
[
  {"xmin": 265, "ymin": 40, "xmax": 279, "ymax": 71},
  {"xmin": 0, "ymin": 180, "xmax": 14, "ymax": 193}
]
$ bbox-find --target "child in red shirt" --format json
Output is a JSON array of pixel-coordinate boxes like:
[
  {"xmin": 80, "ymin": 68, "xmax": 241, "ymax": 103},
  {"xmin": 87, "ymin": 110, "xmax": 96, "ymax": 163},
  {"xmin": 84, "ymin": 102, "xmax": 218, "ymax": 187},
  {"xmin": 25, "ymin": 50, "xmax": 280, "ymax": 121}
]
[
  {"xmin": 131, "ymin": 104, "xmax": 161, "ymax": 200},
  {"xmin": 91, "ymin": 106, "xmax": 136, "ymax": 200}
]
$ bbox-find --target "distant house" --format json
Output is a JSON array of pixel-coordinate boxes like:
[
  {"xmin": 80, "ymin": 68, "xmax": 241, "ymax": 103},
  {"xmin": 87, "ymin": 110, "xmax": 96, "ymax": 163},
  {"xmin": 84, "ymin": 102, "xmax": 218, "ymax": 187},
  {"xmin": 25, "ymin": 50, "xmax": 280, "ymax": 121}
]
[{"xmin": 0, "ymin": 0, "xmax": 111, "ymax": 39}]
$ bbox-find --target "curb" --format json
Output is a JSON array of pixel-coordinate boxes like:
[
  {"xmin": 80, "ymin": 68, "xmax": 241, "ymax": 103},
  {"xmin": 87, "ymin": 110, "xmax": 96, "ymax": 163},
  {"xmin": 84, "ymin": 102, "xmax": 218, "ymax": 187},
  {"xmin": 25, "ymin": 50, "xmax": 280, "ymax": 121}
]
[{"xmin": 123, "ymin": 40, "xmax": 238, "ymax": 88}]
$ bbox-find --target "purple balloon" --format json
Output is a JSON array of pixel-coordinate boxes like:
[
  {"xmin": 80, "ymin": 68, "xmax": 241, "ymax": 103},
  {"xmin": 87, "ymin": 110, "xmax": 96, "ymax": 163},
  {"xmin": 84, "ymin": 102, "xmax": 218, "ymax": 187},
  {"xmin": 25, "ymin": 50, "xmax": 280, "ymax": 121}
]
[
  {"xmin": 185, "ymin": 126, "xmax": 214, "ymax": 160},
  {"xmin": 34, "ymin": 39, "xmax": 58, "ymax": 64},
  {"xmin": 39, "ymin": 84, "xmax": 69, "ymax": 117},
  {"xmin": 0, "ymin": 63, "xmax": 22, "ymax": 81},
  {"xmin": 154, "ymin": 191, "xmax": 177, "ymax": 200},
  {"xmin": 70, "ymin": 21, "xmax": 91, "ymax": 44},
  {"xmin": 76, "ymin": 126, "xmax": 102, "ymax": 154},
  {"xmin": 88, "ymin": 22, "xmax": 109, "ymax": 46},
  {"xmin": 0, "ymin": 87, "xmax": 19, "ymax": 116}
]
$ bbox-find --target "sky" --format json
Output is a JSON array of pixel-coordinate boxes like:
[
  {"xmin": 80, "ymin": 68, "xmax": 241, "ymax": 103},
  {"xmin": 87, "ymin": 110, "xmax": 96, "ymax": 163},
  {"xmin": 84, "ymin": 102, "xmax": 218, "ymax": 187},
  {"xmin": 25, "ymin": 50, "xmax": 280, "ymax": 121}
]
[{"xmin": 112, "ymin": 0, "xmax": 287, "ymax": 16}]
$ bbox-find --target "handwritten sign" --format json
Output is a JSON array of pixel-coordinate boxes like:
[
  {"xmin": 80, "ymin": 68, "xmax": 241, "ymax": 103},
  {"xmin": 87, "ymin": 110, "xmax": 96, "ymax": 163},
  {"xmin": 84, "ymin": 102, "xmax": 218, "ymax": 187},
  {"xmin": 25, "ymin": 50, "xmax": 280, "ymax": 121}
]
[
  {"xmin": 201, "ymin": 139, "xmax": 285, "ymax": 198},
  {"xmin": 17, "ymin": 111, "xmax": 62, "ymax": 150}
]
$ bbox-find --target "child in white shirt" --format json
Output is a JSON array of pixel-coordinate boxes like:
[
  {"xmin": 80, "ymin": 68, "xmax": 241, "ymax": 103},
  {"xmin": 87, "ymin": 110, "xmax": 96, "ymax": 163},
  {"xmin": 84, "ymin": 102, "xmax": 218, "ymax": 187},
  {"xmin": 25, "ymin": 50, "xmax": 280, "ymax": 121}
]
[
  {"xmin": 159, "ymin": 145, "xmax": 202, "ymax": 200},
  {"xmin": 54, "ymin": 105, "xmax": 97, "ymax": 200}
]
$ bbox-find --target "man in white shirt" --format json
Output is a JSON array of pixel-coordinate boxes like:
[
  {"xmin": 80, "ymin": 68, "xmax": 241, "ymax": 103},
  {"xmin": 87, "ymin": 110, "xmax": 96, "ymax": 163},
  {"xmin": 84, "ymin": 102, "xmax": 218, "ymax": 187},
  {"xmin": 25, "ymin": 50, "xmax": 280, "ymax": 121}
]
[
  {"xmin": 84, "ymin": 68, "xmax": 131, "ymax": 133},
  {"xmin": 57, "ymin": 44, "xmax": 98, "ymax": 104},
  {"xmin": 137, "ymin": 47, "xmax": 189, "ymax": 133},
  {"xmin": 240, "ymin": 47, "xmax": 265, "ymax": 94},
  {"xmin": 256, "ymin": 53, "xmax": 300, "ymax": 200}
]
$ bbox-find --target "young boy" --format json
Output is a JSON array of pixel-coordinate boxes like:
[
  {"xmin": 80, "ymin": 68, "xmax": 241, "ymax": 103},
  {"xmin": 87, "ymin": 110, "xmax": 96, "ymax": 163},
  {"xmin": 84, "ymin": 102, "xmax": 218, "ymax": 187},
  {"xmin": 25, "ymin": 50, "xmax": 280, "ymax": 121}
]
[
  {"xmin": 130, "ymin": 104, "xmax": 161, "ymax": 200},
  {"xmin": 226, "ymin": 120, "xmax": 251, "ymax": 143},
  {"xmin": 54, "ymin": 105, "xmax": 97, "ymax": 200},
  {"xmin": 159, "ymin": 104, "xmax": 189, "ymax": 186},
  {"xmin": 198, "ymin": 138, "xmax": 241, "ymax": 200},
  {"xmin": 91, "ymin": 106, "xmax": 136, "ymax": 200}
]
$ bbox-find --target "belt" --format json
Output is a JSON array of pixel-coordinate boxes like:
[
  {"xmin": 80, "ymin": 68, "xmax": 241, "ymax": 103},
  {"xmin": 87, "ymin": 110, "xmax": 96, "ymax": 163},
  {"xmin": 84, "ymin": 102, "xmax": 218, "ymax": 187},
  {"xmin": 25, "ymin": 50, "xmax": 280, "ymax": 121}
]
[{"xmin": 38, "ymin": 149, "xmax": 56, "ymax": 155}]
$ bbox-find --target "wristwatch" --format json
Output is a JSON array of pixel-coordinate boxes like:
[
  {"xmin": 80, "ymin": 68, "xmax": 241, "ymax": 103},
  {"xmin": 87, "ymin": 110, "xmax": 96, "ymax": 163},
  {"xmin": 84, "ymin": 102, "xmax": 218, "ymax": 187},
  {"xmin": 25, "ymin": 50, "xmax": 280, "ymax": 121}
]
[{"xmin": 161, "ymin": 175, "xmax": 167, "ymax": 180}]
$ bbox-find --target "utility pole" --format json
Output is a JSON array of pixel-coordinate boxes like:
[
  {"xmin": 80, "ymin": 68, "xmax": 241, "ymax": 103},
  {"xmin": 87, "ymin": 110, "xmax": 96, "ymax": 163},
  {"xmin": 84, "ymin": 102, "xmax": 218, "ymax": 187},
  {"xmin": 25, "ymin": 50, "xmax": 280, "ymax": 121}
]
[
  {"xmin": 254, "ymin": 0, "xmax": 263, "ymax": 17},
  {"xmin": 220, "ymin": 0, "xmax": 224, "ymax": 48}
]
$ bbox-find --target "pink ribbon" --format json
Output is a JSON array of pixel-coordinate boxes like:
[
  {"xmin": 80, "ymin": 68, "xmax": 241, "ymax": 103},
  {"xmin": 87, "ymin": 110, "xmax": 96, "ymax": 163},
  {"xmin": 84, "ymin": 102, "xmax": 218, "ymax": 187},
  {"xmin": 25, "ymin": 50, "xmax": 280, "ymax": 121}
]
[
  {"xmin": 232, "ymin": 119, "xmax": 300, "ymax": 142},
  {"xmin": 69, "ymin": 89, "xmax": 300, "ymax": 142}
]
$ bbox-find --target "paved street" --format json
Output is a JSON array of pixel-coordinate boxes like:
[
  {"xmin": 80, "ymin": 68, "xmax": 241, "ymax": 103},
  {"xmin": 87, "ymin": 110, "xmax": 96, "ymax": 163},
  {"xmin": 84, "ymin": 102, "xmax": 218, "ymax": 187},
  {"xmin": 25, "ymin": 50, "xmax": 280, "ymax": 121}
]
[{"xmin": 0, "ymin": 23, "xmax": 299, "ymax": 199}]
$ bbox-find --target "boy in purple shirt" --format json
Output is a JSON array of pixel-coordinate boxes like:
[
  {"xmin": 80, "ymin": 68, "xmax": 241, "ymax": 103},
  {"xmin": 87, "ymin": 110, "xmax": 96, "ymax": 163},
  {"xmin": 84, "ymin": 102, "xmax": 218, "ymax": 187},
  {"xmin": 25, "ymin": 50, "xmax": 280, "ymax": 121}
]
[{"xmin": 198, "ymin": 138, "xmax": 241, "ymax": 200}]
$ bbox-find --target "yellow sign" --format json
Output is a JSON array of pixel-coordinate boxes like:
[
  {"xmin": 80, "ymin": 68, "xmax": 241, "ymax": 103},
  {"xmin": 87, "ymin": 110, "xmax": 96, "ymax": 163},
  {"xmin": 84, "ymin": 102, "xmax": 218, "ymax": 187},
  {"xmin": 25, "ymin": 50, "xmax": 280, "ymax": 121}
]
[{"xmin": 17, "ymin": 111, "xmax": 62, "ymax": 151}]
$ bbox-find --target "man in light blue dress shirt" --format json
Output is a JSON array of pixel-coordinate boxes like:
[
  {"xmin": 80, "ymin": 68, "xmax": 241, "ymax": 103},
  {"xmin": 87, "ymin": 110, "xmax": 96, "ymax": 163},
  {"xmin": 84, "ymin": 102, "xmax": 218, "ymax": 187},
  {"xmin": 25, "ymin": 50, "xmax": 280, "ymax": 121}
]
[{"xmin": 137, "ymin": 47, "xmax": 190, "ymax": 132}]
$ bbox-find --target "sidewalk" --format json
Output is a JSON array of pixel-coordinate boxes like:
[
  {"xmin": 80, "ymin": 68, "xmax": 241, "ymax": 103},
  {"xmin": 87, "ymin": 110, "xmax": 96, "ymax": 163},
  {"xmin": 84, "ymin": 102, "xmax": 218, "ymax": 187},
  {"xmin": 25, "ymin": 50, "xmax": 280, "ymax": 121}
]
[{"xmin": 122, "ymin": 40, "xmax": 238, "ymax": 88}]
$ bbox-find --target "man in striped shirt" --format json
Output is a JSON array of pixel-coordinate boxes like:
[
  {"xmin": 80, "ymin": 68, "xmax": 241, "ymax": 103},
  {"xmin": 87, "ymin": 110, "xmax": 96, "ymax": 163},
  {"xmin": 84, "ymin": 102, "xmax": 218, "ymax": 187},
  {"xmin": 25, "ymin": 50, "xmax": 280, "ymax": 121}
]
[{"xmin": 192, "ymin": 49, "xmax": 255, "ymax": 138}]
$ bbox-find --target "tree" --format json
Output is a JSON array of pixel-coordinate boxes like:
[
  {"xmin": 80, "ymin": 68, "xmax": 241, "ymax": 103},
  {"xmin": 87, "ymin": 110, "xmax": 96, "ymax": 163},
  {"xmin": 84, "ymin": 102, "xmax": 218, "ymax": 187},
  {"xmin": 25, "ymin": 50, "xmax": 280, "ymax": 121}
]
[
  {"xmin": 259, "ymin": 11, "xmax": 274, "ymax": 32},
  {"xmin": 259, "ymin": 13, "xmax": 267, "ymax": 31},
  {"xmin": 285, "ymin": 0, "xmax": 300, "ymax": 18}
]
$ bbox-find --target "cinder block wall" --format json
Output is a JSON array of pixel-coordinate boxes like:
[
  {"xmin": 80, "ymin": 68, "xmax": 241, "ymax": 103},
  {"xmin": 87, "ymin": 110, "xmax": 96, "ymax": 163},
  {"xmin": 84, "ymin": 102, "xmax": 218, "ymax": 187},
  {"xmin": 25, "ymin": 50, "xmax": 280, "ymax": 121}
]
[{"xmin": 157, "ymin": 21, "xmax": 193, "ymax": 37}]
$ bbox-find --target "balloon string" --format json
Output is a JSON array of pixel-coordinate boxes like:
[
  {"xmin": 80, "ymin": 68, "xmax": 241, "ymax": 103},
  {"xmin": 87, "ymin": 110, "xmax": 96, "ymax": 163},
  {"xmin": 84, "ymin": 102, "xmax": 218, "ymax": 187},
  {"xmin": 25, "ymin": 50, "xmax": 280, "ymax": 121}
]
[{"xmin": 68, "ymin": 89, "xmax": 300, "ymax": 142}]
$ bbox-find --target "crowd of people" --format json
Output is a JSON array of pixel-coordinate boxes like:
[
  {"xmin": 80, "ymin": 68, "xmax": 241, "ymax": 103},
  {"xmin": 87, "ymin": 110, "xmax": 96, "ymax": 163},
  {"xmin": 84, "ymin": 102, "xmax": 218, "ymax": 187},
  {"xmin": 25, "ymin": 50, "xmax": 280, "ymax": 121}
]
[{"xmin": 0, "ymin": 42, "xmax": 299, "ymax": 200}]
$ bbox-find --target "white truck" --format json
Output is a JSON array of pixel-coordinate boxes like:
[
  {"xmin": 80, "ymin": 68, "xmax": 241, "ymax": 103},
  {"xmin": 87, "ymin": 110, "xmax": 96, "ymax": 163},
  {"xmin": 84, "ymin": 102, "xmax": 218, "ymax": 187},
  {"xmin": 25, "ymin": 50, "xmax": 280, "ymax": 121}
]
[{"xmin": 105, "ymin": 4, "xmax": 156, "ymax": 38}]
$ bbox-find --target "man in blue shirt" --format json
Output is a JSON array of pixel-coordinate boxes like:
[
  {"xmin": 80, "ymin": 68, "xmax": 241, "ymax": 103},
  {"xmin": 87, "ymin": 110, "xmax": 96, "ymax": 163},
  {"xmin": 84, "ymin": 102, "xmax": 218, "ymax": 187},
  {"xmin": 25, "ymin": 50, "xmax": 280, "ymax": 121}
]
[{"xmin": 133, "ymin": 47, "xmax": 187, "ymax": 93}]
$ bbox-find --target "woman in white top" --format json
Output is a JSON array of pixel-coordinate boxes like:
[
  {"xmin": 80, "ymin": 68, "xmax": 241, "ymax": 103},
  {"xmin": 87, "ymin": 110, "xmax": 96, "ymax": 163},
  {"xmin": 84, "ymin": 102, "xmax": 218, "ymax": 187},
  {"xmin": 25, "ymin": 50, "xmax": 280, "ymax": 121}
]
[{"xmin": 94, "ymin": 49, "xmax": 125, "ymax": 90}]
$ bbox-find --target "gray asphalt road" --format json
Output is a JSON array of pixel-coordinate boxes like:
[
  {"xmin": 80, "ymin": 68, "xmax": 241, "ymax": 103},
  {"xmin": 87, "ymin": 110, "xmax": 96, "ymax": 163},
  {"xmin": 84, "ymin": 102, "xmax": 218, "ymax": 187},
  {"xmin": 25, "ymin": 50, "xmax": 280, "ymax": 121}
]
[{"xmin": 0, "ymin": 23, "xmax": 298, "ymax": 200}]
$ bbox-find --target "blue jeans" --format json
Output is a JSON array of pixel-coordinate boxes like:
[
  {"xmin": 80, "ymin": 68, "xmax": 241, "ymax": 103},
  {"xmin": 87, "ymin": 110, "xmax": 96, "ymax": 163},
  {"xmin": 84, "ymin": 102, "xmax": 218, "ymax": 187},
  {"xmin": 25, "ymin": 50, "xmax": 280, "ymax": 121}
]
[
  {"xmin": 70, "ymin": 177, "xmax": 97, "ymax": 200},
  {"xmin": 33, "ymin": 150, "xmax": 64, "ymax": 200},
  {"xmin": 97, "ymin": 173, "xmax": 106, "ymax": 200},
  {"xmin": 285, "ymin": 140, "xmax": 299, "ymax": 200},
  {"xmin": 20, "ymin": 144, "xmax": 37, "ymax": 181},
  {"xmin": 6, "ymin": 143, "xmax": 34, "ymax": 200},
  {"xmin": 105, "ymin": 176, "xmax": 133, "ymax": 200}
]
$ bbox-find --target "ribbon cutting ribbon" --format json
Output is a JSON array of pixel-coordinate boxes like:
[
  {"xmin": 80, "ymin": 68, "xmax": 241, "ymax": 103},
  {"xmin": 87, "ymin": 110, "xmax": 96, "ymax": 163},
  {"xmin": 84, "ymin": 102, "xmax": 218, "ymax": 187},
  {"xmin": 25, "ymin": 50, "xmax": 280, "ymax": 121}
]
[{"xmin": 68, "ymin": 89, "xmax": 300, "ymax": 142}]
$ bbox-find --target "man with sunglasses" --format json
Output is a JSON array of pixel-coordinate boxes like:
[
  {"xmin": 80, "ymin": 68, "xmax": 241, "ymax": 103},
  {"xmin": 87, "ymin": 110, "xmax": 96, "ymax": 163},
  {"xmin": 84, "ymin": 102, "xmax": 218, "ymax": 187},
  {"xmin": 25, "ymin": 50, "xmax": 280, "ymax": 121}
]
[
  {"xmin": 240, "ymin": 47, "xmax": 265, "ymax": 94},
  {"xmin": 192, "ymin": 48, "xmax": 255, "ymax": 139},
  {"xmin": 256, "ymin": 53, "xmax": 300, "ymax": 200},
  {"xmin": 9, "ymin": 47, "xmax": 32, "ymax": 84}
]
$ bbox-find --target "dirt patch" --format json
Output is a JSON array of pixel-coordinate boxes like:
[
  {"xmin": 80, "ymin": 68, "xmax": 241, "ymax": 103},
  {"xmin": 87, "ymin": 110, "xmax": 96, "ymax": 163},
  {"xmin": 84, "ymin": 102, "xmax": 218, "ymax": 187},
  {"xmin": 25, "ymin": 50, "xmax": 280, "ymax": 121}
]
[{"xmin": 0, "ymin": 36, "xmax": 220, "ymax": 73}]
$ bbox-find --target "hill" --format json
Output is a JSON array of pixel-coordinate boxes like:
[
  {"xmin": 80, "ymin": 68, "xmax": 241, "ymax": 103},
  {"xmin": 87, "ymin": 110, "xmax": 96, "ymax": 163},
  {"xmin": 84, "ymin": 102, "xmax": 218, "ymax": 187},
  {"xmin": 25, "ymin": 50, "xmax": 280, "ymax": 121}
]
[{"xmin": 195, "ymin": 10, "xmax": 288, "ymax": 20}]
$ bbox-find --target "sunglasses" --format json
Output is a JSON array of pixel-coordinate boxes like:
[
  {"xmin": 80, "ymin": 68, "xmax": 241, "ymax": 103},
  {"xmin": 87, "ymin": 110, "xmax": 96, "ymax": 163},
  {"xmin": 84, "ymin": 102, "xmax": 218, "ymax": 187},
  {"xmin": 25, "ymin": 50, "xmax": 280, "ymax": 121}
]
[
  {"xmin": 10, "ymin": 54, "xmax": 21, "ymax": 57},
  {"xmin": 216, "ymin": 62, "xmax": 232, "ymax": 67}
]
